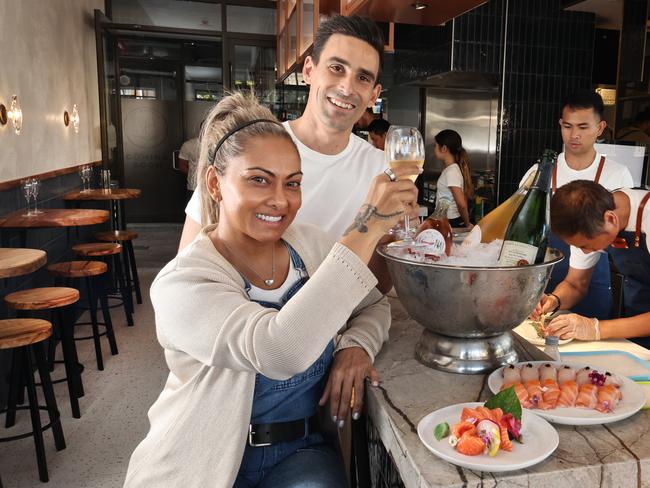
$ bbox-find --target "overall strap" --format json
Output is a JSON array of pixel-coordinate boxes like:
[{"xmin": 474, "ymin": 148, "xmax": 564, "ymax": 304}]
[
  {"xmin": 594, "ymin": 155, "xmax": 606, "ymax": 184},
  {"xmin": 634, "ymin": 192, "xmax": 650, "ymax": 248}
]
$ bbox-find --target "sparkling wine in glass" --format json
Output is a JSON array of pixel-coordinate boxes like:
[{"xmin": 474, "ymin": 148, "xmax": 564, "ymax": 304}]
[{"xmin": 385, "ymin": 126, "xmax": 425, "ymax": 245}]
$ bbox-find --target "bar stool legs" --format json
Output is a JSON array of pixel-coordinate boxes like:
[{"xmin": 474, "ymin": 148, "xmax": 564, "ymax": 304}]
[
  {"xmin": 125, "ymin": 241, "xmax": 142, "ymax": 305},
  {"xmin": 57, "ymin": 308, "xmax": 82, "ymax": 418}
]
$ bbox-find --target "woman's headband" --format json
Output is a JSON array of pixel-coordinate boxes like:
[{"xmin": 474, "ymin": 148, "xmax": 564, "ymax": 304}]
[{"xmin": 208, "ymin": 118, "xmax": 283, "ymax": 165}]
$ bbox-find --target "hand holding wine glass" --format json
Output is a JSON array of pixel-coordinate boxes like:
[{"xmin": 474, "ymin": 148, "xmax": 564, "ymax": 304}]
[{"xmin": 384, "ymin": 126, "xmax": 425, "ymax": 245}]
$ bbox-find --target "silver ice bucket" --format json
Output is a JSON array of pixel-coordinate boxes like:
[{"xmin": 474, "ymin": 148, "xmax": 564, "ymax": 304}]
[{"xmin": 378, "ymin": 246, "xmax": 563, "ymax": 374}]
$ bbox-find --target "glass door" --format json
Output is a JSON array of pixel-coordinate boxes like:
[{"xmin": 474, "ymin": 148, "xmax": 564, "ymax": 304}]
[{"xmin": 226, "ymin": 39, "xmax": 276, "ymax": 108}]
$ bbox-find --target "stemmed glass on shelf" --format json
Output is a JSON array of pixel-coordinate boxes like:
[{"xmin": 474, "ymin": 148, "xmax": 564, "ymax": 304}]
[
  {"xmin": 21, "ymin": 178, "xmax": 42, "ymax": 216},
  {"xmin": 21, "ymin": 179, "xmax": 34, "ymax": 216},
  {"xmin": 384, "ymin": 125, "xmax": 425, "ymax": 247},
  {"xmin": 78, "ymin": 165, "xmax": 91, "ymax": 192}
]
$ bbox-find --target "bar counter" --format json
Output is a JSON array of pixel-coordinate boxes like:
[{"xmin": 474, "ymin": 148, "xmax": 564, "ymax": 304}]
[{"xmin": 366, "ymin": 295, "xmax": 650, "ymax": 487}]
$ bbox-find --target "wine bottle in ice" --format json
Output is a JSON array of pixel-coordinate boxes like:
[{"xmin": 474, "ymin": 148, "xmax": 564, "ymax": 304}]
[
  {"xmin": 497, "ymin": 149, "xmax": 557, "ymax": 266},
  {"xmin": 415, "ymin": 198, "xmax": 453, "ymax": 257},
  {"xmin": 463, "ymin": 170, "xmax": 537, "ymax": 246}
]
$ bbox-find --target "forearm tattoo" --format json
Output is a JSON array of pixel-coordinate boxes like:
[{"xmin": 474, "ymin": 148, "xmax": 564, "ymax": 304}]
[{"xmin": 344, "ymin": 204, "xmax": 403, "ymax": 235}]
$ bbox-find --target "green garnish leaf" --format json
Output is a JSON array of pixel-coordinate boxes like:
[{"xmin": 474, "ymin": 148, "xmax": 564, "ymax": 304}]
[
  {"xmin": 484, "ymin": 385, "xmax": 522, "ymax": 420},
  {"xmin": 434, "ymin": 422, "xmax": 450, "ymax": 441}
]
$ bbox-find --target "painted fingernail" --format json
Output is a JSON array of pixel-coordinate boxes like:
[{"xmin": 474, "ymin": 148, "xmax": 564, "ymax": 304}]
[
  {"xmin": 338, "ymin": 419, "xmax": 345, "ymax": 428},
  {"xmin": 352, "ymin": 412, "xmax": 360, "ymax": 420},
  {"xmin": 419, "ymin": 167, "xmax": 424, "ymax": 173},
  {"xmin": 332, "ymin": 416, "xmax": 337, "ymax": 422},
  {"xmin": 372, "ymin": 381, "xmax": 379, "ymax": 387}
]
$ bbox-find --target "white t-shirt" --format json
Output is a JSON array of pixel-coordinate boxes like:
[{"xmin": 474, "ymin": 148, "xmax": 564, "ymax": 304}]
[
  {"xmin": 185, "ymin": 121, "xmax": 385, "ymax": 240},
  {"xmin": 179, "ymin": 138, "xmax": 200, "ymax": 191},
  {"xmin": 436, "ymin": 164, "xmax": 464, "ymax": 219},
  {"xmin": 518, "ymin": 151, "xmax": 634, "ymax": 269}
]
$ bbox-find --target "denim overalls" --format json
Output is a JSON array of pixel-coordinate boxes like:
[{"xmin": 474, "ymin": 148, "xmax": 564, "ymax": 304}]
[{"xmin": 234, "ymin": 242, "xmax": 345, "ymax": 488}]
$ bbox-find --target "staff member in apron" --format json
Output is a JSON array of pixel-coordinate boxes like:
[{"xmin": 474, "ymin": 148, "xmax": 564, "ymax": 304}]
[
  {"xmin": 521, "ymin": 90, "xmax": 633, "ymax": 319},
  {"xmin": 540, "ymin": 180, "xmax": 650, "ymax": 347}
]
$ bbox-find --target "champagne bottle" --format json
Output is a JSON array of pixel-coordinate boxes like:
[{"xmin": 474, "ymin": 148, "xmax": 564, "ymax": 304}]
[
  {"xmin": 463, "ymin": 170, "xmax": 537, "ymax": 246},
  {"xmin": 497, "ymin": 150, "xmax": 558, "ymax": 266},
  {"xmin": 415, "ymin": 198, "xmax": 453, "ymax": 257}
]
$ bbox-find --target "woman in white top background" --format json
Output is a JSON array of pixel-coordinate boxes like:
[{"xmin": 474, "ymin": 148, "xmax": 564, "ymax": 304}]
[{"xmin": 433, "ymin": 129, "xmax": 474, "ymax": 228}]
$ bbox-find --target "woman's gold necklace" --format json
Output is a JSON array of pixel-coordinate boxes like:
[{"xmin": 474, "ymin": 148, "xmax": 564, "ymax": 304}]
[{"xmin": 220, "ymin": 240, "xmax": 276, "ymax": 287}]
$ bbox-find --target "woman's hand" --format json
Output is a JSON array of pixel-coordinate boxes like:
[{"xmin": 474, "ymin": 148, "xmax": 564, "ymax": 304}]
[
  {"xmin": 343, "ymin": 165, "xmax": 420, "ymax": 239},
  {"xmin": 544, "ymin": 313, "xmax": 600, "ymax": 341},
  {"xmin": 319, "ymin": 347, "xmax": 379, "ymax": 428}
]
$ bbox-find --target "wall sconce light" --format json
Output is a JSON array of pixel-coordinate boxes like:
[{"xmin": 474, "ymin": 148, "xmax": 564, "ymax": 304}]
[
  {"xmin": 0, "ymin": 95, "xmax": 22, "ymax": 134},
  {"xmin": 64, "ymin": 104, "xmax": 80, "ymax": 133}
]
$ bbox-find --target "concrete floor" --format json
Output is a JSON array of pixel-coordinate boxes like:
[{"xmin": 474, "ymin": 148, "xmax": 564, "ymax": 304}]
[{"xmin": 0, "ymin": 224, "xmax": 181, "ymax": 488}]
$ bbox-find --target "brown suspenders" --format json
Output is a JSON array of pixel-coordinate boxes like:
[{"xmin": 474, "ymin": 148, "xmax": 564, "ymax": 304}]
[{"xmin": 552, "ymin": 155, "xmax": 606, "ymax": 194}]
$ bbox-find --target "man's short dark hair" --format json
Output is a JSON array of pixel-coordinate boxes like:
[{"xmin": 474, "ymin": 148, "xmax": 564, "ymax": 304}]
[
  {"xmin": 312, "ymin": 15, "xmax": 384, "ymax": 82},
  {"xmin": 551, "ymin": 180, "xmax": 615, "ymax": 238},
  {"xmin": 561, "ymin": 90, "xmax": 605, "ymax": 120},
  {"xmin": 367, "ymin": 118, "xmax": 390, "ymax": 135}
]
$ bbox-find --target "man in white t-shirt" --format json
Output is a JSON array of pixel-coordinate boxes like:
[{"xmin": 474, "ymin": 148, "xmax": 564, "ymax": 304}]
[
  {"xmin": 179, "ymin": 15, "xmax": 410, "ymax": 427},
  {"xmin": 522, "ymin": 90, "xmax": 633, "ymax": 320},
  {"xmin": 540, "ymin": 181, "xmax": 650, "ymax": 347}
]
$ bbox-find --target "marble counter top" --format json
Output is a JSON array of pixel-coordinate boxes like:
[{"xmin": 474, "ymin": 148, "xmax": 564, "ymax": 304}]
[{"xmin": 366, "ymin": 296, "xmax": 650, "ymax": 488}]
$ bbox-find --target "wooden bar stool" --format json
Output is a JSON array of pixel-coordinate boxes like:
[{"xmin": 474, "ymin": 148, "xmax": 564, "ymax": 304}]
[
  {"xmin": 0, "ymin": 319, "xmax": 66, "ymax": 483},
  {"xmin": 94, "ymin": 230, "xmax": 142, "ymax": 305},
  {"xmin": 47, "ymin": 261, "xmax": 118, "ymax": 370},
  {"xmin": 72, "ymin": 242, "xmax": 134, "ymax": 327},
  {"xmin": 4, "ymin": 287, "xmax": 83, "ymax": 419}
]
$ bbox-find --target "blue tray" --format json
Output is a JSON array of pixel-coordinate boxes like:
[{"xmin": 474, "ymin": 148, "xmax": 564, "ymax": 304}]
[{"xmin": 561, "ymin": 350, "xmax": 650, "ymax": 381}]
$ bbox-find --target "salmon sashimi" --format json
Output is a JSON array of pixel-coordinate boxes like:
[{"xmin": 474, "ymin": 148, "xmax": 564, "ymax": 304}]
[
  {"xmin": 595, "ymin": 385, "xmax": 623, "ymax": 413},
  {"xmin": 557, "ymin": 380, "xmax": 578, "ymax": 407},
  {"xmin": 524, "ymin": 380, "xmax": 549, "ymax": 409},
  {"xmin": 452, "ymin": 421, "xmax": 477, "ymax": 439},
  {"xmin": 502, "ymin": 382, "xmax": 532, "ymax": 408},
  {"xmin": 541, "ymin": 379, "xmax": 561, "ymax": 409},
  {"xmin": 460, "ymin": 407, "xmax": 482, "ymax": 423},
  {"xmin": 456, "ymin": 430, "xmax": 485, "ymax": 456},
  {"xmin": 576, "ymin": 383, "xmax": 598, "ymax": 408}
]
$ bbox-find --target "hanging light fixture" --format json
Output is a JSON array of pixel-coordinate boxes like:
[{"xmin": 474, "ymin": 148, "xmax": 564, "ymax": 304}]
[{"xmin": 7, "ymin": 95, "xmax": 23, "ymax": 135}]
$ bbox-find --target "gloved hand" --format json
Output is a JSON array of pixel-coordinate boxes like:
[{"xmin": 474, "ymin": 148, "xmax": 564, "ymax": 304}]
[
  {"xmin": 544, "ymin": 313, "xmax": 600, "ymax": 341},
  {"xmin": 530, "ymin": 294, "xmax": 559, "ymax": 320}
]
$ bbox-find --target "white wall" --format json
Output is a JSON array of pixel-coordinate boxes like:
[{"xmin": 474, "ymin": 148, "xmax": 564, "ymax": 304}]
[{"xmin": 0, "ymin": 0, "xmax": 104, "ymax": 183}]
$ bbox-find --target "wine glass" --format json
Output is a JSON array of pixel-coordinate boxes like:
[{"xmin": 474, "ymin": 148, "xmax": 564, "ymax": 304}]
[
  {"xmin": 21, "ymin": 179, "xmax": 33, "ymax": 216},
  {"xmin": 78, "ymin": 165, "xmax": 87, "ymax": 191},
  {"xmin": 30, "ymin": 178, "xmax": 42, "ymax": 215},
  {"xmin": 384, "ymin": 126, "xmax": 425, "ymax": 246}
]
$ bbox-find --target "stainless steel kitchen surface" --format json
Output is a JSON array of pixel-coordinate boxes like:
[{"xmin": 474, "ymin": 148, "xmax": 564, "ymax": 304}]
[{"xmin": 423, "ymin": 86, "xmax": 498, "ymax": 174}]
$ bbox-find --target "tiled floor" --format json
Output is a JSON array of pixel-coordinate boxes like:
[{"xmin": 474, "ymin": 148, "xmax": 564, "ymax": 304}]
[{"xmin": 0, "ymin": 224, "xmax": 181, "ymax": 488}]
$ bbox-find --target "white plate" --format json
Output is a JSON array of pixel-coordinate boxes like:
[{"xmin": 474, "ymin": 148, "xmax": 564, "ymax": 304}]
[
  {"xmin": 516, "ymin": 320, "xmax": 573, "ymax": 346},
  {"xmin": 417, "ymin": 402, "xmax": 558, "ymax": 472},
  {"xmin": 488, "ymin": 361, "xmax": 646, "ymax": 425}
]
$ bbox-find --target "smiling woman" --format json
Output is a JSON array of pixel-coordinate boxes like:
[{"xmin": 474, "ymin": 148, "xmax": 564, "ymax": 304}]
[{"xmin": 123, "ymin": 92, "xmax": 421, "ymax": 487}]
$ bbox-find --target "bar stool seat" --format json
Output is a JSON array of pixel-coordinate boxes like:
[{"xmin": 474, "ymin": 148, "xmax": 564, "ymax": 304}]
[
  {"xmin": 47, "ymin": 261, "xmax": 118, "ymax": 371},
  {"xmin": 47, "ymin": 261, "xmax": 107, "ymax": 278},
  {"xmin": 0, "ymin": 319, "xmax": 66, "ymax": 483},
  {"xmin": 0, "ymin": 319, "xmax": 53, "ymax": 349},
  {"xmin": 72, "ymin": 242, "xmax": 122, "ymax": 257},
  {"xmin": 5, "ymin": 287, "xmax": 80, "ymax": 310},
  {"xmin": 93, "ymin": 230, "xmax": 138, "ymax": 242}
]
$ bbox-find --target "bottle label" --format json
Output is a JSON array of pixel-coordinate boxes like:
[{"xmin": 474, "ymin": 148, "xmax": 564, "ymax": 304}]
[
  {"xmin": 415, "ymin": 229, "xmax": 447, "ymax": 256},
  {"xmin": 498, "ymin": 240, "xmax": 538, "ymax": 266}
]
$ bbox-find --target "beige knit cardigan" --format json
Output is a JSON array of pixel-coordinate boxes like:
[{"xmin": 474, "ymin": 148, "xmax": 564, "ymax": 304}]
[{"xmin": 124, "ymin": 222, "xmax": 390, "ymax": 488}]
